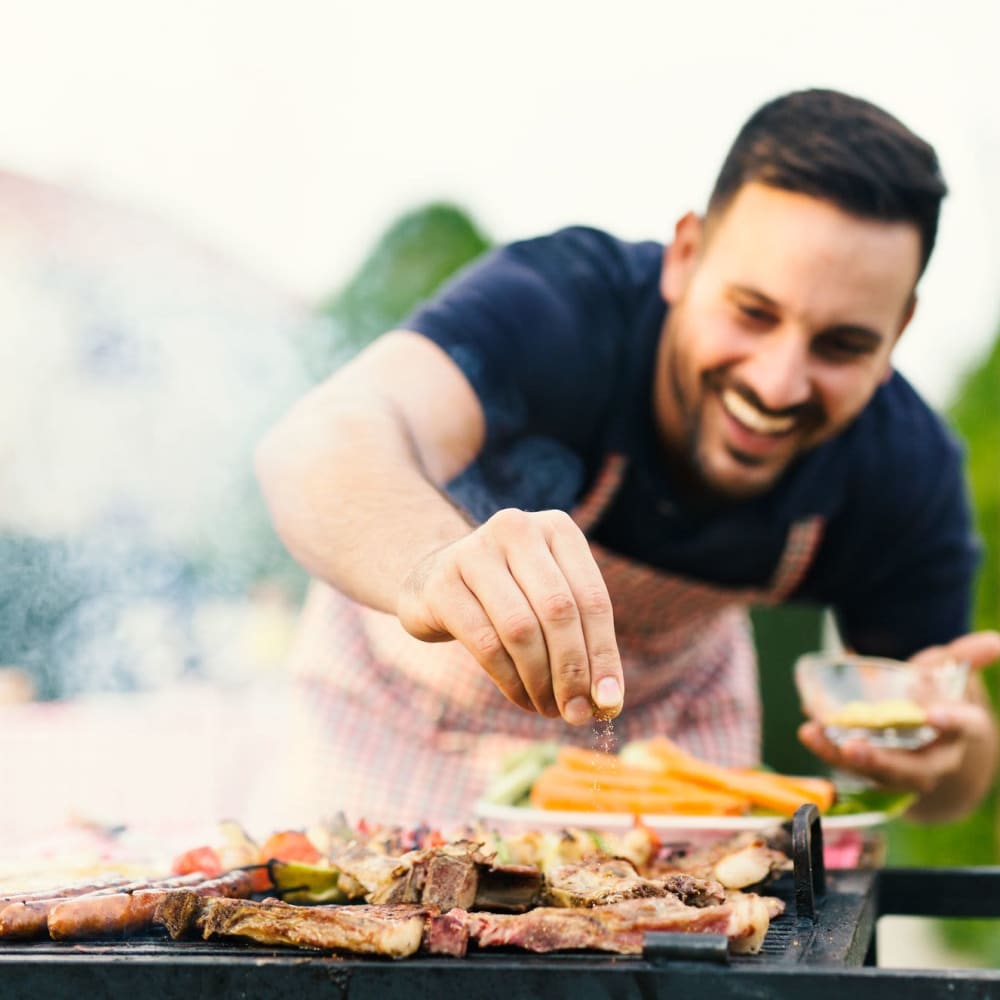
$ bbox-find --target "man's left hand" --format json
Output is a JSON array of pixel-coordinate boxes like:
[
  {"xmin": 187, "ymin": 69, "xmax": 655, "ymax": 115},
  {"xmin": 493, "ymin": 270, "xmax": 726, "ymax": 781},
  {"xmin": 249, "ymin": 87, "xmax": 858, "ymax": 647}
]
[{"xmin": 798, "ymin": 630, "xmax": 1000, "ymax": 819}]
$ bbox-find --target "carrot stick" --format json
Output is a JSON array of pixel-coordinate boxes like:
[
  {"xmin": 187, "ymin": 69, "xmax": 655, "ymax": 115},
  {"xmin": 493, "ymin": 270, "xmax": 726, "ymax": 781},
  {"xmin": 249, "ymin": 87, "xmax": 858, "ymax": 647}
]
[
  {"xmin": 529, "ymin": 767, "xmax": 750, "ymax": 815},
  {"xmin": 730, "ymin": 770, "xmax": 836, "ymax": 812},
  {"xmin": 556, "ymin": 746, "xmax": 624, "ymax": 773},
  {"xmin": 530, "ymin": 780, "xmax": 745, "ymax": 816},
  {"xmin": 538, "ymin": 765, "xmax": 750, "ymax": 808},
  {"xmin": 645, "ymin": 739, "xmax": 826, "ymax": 816}
]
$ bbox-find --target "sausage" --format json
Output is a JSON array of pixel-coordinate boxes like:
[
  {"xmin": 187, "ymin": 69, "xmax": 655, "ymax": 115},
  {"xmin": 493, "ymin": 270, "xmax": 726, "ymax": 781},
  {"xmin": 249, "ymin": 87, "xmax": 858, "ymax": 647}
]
[
  {"xmin": 0, "ymin": 876, "xmax": 133, "ymax": 907},
  {"xmin": 47, "ymin": 870, "xmax": 256, "ymax": 941},
  {"xmin": 0, "ymin": 873, "xmax": 204, "ymax": 941}
]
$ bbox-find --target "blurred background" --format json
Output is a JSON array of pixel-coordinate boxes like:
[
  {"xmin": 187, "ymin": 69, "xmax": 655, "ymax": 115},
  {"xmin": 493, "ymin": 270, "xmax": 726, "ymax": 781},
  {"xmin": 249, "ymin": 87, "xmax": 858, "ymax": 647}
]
[{"xmin": 0, "ymin": 0, "xmax": 997, "ymax": 964}]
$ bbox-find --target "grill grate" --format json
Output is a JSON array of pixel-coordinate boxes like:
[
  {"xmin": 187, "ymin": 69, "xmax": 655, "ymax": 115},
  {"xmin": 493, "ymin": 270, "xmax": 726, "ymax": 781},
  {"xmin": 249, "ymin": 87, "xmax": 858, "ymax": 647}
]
[
  {"xmin": 753, "ymin": 908, "xmax": 799, "ymax": 959},
  {"xmin": 7, "ymin": 808, "xmax": 1000, "ymax": 998}
]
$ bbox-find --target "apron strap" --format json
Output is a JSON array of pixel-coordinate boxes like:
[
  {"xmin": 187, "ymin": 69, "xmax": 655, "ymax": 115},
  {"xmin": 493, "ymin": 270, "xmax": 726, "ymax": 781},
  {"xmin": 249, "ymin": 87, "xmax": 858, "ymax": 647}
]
[
  {"xmin": 765, "ymin": 514, "xmax": 826, "ymax": 601},
  {"xmin": 570, "ymin": 452, "xmax": 628, "ymax": 534}
]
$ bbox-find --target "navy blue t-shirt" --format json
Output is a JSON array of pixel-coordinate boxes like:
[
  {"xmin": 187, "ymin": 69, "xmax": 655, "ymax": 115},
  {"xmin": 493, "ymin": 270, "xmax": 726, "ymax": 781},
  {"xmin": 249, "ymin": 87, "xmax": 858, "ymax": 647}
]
[{"xmin": 404, "ymin": 226, "xmax": 978, "ymax": 659}]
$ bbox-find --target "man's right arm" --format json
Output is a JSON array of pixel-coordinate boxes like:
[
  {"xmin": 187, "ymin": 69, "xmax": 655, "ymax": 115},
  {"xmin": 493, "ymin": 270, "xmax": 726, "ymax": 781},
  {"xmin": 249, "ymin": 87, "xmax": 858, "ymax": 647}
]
[
  {"xmin": 254, "ymin": 330, "xmax": 624, "ymax": 725},
  {"xmin": 255, "ymin": 330, "xmax": 483, "ymax": 613}
]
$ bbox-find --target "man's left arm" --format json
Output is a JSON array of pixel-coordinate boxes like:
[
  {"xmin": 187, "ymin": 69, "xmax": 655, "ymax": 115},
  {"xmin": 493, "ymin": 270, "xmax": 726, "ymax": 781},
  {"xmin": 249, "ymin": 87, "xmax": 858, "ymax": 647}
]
[{"xmin": 799, "ymin": 411, "xmax": 997, "ymax": 822}]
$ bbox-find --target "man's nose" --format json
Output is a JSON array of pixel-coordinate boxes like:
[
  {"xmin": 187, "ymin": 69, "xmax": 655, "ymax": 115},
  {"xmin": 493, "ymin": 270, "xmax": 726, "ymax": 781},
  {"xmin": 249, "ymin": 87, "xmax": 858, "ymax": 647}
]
[{"xmin": 737, "ymin": 329, "xmax": 812, "ymax": 411}]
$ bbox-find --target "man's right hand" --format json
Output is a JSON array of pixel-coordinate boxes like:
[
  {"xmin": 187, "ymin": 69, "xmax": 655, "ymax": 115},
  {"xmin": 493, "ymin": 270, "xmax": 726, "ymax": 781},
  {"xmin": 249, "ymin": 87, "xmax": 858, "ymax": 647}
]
[{"xmin": 397, "ymin": 507, "xmax": 625, "ymax": 725}]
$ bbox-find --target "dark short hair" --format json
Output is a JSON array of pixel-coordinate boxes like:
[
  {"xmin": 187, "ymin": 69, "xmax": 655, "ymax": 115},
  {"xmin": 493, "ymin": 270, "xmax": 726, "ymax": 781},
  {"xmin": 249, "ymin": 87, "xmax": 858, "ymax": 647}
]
[{"xmin": 707, "ymin": 89, "xmax": 947, "ymax": 275}]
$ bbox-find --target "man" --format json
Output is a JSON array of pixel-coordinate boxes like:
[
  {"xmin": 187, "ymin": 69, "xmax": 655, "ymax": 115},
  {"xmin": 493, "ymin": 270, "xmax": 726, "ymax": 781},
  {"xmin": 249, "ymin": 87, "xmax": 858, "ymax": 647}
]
[{"xmin": 257, "ymin": 89, "xmax": 999, "ymax": 826}]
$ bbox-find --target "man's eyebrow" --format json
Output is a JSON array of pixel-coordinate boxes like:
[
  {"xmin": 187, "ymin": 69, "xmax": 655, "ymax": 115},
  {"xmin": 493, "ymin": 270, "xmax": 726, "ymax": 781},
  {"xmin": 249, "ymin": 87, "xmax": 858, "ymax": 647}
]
[
  {"xmin": 728, "ymin": 285, "xmax": 779, "ymax": 308},
  {"xmin": 728, "ymin": 285, "xmax": 884, "ymax": 343}
]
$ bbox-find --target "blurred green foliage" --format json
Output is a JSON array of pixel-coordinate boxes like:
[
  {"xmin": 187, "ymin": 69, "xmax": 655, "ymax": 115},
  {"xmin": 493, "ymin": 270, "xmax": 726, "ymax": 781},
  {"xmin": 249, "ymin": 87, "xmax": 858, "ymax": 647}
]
[
  {"xmin": 752, "ymin": 604, "xmax": 825, "ymax": 773},
  {"xmin": 302, "ymin": 203, "xmax": 491, "ymax": 379}
]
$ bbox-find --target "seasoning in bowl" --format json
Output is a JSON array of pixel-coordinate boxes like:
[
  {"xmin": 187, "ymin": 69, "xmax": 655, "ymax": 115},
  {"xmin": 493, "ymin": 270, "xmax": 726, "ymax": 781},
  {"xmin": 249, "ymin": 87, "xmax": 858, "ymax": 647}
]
[{"xmin": 794, "ymin": 652, "xmax": 969, "ymax": 750}]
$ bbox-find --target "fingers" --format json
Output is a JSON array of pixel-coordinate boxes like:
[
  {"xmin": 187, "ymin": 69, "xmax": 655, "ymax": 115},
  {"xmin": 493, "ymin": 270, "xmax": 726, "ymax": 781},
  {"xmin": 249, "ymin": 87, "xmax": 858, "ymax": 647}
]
[
  {"xmin": 945, "ymin": 631, "xmax": 1000, "ymax": 671},
  {"xmin": 798, "ymin": 712, "xmax": 979, "ymax": 797},
  {"xmin": 398, "ymin": 508, "xmax": 623, "ymax": 726},
  {"xmin": 459, "ymin": 531, "xmax": 563, "ymax": 718},
  {"xmin": 926, "ymin": 701, "xmax": 996, "ymax": 743},
  {"xmin": 544, "ymin": 514, "xmax": 623, "ymax": 719},
  {"xmin": 483, "ymin": 509, "xmax": 621, "ymax": 724},
  {"xmin": 910, "ymin": 630, "xmax": 1000, "ymax": 671},
  {"xmin": 398, "ymin": 548, "xmax": 534, "ymax": 712}
]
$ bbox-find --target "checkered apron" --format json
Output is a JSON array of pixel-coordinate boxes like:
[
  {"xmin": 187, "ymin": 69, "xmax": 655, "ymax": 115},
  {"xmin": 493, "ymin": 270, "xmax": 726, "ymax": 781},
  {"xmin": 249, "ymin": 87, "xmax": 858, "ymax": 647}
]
[{"xmin": 283, "ymin": 452, "xmax": 825, "ymax": 827}]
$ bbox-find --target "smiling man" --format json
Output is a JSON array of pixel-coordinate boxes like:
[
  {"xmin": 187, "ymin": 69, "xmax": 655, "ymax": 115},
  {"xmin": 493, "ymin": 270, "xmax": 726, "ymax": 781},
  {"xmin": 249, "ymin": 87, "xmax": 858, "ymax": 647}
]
[
  {"xmin": 656, "ymin": 183, "xmax": 920, "ymax": 499},
  {"xmin": 257, "ymin": 89, "xmax": 998, "ymax": 826}
]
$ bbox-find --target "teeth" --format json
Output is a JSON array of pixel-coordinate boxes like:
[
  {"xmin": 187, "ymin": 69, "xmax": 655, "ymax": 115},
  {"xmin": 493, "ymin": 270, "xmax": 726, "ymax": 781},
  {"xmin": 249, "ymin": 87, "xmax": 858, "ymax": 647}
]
[{"xmin": 721, "ymin": 389, "xmax": 796, "ymax": 435}]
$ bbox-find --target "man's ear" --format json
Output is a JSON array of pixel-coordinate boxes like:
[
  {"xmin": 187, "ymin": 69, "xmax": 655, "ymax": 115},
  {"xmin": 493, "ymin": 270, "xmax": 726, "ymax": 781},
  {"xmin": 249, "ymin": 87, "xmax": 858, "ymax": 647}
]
[
  {"xmin": 660, "ymin": 211, "xmax": 703, "ymax": 305},
  {"xmin": 881, "ymin": 292, "xmax": 918, "ymax": 384}
]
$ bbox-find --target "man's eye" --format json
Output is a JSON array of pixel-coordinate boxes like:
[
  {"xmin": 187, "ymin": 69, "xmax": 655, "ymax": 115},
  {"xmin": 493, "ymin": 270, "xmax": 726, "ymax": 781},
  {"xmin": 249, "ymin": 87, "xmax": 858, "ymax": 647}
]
[
  {"xmin": 738, "ymin": 305, "xmax": 774, "ymax": 323},
  {"xmin": 814, "ymin": 337, "xmax": 872, "ymax": 359}
]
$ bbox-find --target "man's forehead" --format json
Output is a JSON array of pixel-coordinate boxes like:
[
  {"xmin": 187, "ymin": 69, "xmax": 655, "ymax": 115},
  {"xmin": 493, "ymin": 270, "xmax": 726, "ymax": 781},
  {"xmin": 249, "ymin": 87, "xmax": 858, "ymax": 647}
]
[{"xmin": 701, "ymin": 183, "xmax": 922, "ymax": 318}]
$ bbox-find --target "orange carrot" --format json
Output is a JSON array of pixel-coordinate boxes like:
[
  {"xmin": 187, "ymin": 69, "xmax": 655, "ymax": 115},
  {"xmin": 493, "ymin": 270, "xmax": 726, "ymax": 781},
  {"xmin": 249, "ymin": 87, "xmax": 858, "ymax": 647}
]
[
  {"xmin": 730, "ymin": 770, "xmax": 836, "ymax": 812},
  {"xmin": 530, "ymin": 783, "xmax": 745, "ymax": 816},
  {"xmin": 530, "ymin": 766, "xmax": 750, "ymax": 815},
  {"xmin": 556, "ymin": 746, "xmax": 623, "ymax": 773},
  {"xmin": 645, "ymin": 739, "xmax": 828, "ymax": 816},
  {"xmin": 538, "ymin": 764, "xmax": 750, "ymax": 808}
]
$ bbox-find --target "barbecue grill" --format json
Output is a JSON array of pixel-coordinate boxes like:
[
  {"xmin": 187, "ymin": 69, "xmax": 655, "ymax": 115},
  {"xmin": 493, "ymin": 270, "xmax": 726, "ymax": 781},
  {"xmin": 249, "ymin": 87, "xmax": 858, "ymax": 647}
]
[{"xmin": 2, "ymin": 807, "xmax": 999, "ymax": 999}]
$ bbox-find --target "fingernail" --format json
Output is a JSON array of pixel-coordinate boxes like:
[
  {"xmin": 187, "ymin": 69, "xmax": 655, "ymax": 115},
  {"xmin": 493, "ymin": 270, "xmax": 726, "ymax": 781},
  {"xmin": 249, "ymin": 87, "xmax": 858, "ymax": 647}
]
[
  {"xmin": 565, "ymin": 697, "xmax": 592, "ymax": 725},
  {"xmin": 595, "ymin": 677, "xmax": 622, "ymax": 709}
]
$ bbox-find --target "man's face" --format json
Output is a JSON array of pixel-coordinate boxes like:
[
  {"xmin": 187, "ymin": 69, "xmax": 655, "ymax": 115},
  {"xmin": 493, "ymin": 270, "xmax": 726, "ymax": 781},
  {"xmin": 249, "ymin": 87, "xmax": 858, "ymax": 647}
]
[{"xmin": 655, "ymin": 182, "xmax": 922, "ymax": 499}]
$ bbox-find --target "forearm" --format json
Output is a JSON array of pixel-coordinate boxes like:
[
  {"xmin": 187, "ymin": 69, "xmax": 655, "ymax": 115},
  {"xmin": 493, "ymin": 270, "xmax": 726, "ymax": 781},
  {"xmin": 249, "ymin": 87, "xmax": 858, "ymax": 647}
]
[{"xmin": 255, "ymin": 388, "xmax": 474, "ymax": 615}]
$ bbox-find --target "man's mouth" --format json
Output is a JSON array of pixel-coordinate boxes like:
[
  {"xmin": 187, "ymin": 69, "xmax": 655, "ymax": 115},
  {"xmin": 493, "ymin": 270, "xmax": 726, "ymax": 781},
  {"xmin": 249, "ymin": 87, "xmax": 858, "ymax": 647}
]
[{"xmin": 719, "ymin": 388, "xmax": 797, "ymax": 436}]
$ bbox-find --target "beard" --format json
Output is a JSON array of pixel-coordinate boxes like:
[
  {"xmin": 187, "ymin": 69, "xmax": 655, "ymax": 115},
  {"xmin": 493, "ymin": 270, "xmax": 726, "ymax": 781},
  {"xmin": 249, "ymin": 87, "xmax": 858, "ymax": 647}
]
[{"xmin": 658, "ymin": 327, "xmax": 826, "ymax": 503}]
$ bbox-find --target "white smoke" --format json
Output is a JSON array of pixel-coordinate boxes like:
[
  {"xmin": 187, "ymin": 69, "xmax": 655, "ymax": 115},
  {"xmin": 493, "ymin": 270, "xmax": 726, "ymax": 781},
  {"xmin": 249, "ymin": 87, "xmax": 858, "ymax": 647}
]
[{"xmin": 0, "ymin": 171, "xmax": 327, "ymax": 697}]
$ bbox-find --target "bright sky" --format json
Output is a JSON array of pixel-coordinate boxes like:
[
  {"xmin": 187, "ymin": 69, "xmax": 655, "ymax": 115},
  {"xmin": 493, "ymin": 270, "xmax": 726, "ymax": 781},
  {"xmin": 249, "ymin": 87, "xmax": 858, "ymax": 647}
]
[{"xmin": 3, "ymin": 0, "xmax": 998, "ymax": 407}]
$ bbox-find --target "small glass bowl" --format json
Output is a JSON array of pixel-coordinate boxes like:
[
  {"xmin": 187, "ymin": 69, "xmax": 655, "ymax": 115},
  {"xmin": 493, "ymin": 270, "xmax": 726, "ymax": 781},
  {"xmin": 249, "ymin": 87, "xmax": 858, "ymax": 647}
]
[{"xmin": 794, "ymin": 652, "xmax": 969, "ymax": 750}]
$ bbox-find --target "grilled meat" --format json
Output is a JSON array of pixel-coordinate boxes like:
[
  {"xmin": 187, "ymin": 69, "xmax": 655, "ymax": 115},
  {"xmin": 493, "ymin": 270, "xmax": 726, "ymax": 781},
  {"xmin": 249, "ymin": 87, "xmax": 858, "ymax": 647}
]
[
  {"xmin": 1, "ymin": 874, "xmax": 206, "ymax": 941},
  {"xmin": 656, "ymin": 832, "xmax": 791, "ymax": 890},
  {"xmin": 0, "ymin": 876, "xmax": 134, "ymax": 907},
  {"xmin": 330, "ymin": 839, "xmax": 541, "ymax": 912},
  {"xmin": 47, "ymin": 870, "xmax": 255, "ymax": 941},
  {"xmin": 155, "ymin": 880, "xmax": 782, "ymax": 958},
  {"xmin": 472, "ymin": 863, "xmax": 542, "ymax": 913},
  {"xmin": 159, "ymin": 894, "xmax": 434, "ymax": 959},
  {"xmin": 543, "ymin": 857, "xmax": 725, "ymax": 908},
  {"xmin": 463, "ymin": 890, "xmax": 782, "ymax": 955}
]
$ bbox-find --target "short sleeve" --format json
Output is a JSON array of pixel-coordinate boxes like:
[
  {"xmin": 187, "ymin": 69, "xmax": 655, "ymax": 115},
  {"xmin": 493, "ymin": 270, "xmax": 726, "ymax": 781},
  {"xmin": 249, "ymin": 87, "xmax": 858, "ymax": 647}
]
[
  {"xmin": 828, "ymin": 410, "xmax": 979, "ymax": 659},
  {"xmin": 403, "ymin": 228, "xmax": 634, "ymax": 454}
]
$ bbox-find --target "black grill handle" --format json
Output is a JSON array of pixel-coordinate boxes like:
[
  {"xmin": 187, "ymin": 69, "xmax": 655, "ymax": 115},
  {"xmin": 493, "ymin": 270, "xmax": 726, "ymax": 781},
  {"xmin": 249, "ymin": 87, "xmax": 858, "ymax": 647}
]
[
  {"xmin": 791, "ymin": 802, "xmax": 826, "ymax": 922},
  {"xmin": 643, "ymin": 930, "xmax": 729, "ymax": 964}
]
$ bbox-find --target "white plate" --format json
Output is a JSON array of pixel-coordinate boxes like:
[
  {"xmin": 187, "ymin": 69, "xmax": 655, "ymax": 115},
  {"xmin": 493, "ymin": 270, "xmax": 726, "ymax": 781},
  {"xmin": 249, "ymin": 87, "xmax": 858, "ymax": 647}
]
[{"xmin": 472, "ymin": 801, "xmax": 887, "ymax": 845}]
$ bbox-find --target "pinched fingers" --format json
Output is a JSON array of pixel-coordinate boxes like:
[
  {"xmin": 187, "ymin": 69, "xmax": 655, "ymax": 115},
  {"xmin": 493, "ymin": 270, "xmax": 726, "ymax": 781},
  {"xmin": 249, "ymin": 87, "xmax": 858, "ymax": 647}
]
[
  {"xmin": 458, "ymin": 529, "xmax": 562, "ymax": 718},
  {"xmin": 450, "ymin": 584, "xmax": 538, "ymax": 714},
  {"xmin": 474, "ymin": 508, "xmax": 597, "ymax": 722},
  {"xmin": 542, "ymin": 511, "xmax": 623, "ymax": 722},
  {"xmin": 398, "ymin": 508, "xmax": 623, "ymax": 725},
  {"xmin": 489, "ymin": 509, "xmax": 623, "ymax": 725},
  {"xmin": 397, "ymin": 544, "xmax": 534, "ymax": 712}
]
